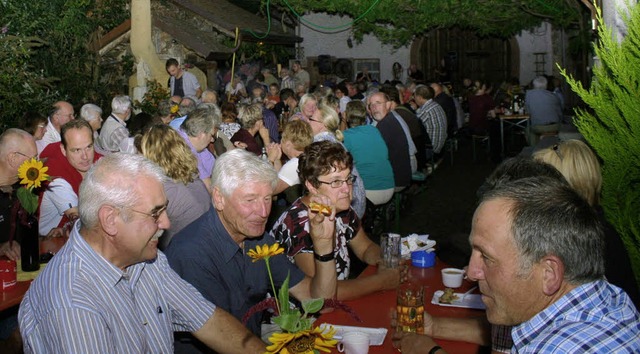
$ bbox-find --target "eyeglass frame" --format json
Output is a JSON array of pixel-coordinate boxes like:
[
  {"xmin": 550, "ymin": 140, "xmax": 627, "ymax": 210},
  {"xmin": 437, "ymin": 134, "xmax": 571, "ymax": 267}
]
[
  {"xmin": 316, "ymin": 175, "xmax": 357, "ymax": 189},
  {"xmin": 128, "ymin": 200, "xmax": 169, "ymax": 223},
  {"xmin": 13, "ymin": 151, "xmax": 37, "ymax": 160}
]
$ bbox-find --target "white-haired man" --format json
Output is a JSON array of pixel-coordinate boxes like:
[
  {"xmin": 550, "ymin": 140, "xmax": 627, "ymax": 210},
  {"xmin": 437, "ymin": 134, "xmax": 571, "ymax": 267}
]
[
  {"xmin": 524, "ymin": 76, "xmax": 563, "ymax": 145},
  {"xmin": 97, "ymin": 95, "xmax": 132, "ymax": 153}
]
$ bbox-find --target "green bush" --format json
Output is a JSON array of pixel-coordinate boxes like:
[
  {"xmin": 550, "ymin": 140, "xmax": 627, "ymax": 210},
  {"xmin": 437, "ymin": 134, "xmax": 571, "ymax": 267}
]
[{"xmin": 561, "ymin": 4, "xmax": 640, "ymax": 286}]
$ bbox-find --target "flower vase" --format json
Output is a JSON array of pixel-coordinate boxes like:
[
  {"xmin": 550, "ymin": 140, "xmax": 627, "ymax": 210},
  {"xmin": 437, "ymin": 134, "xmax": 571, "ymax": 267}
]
[{"xmin": 17, "ymin": 209, "xmax": 40, "ymax": 272}]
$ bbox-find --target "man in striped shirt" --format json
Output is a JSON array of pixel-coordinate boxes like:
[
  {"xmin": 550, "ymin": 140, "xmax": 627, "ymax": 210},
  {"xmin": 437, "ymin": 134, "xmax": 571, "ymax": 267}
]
[{"xmin": 19, "ymin": 153, "xmax": 265, "ymax": 354}]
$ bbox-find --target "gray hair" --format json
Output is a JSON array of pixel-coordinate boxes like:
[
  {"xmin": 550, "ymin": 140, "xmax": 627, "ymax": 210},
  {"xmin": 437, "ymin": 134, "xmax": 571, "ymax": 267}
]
[
  {"xmin": 479, "ymin": 176, "xmax": 605, "ymax": 284},
  {"xmin": 79, "ymin": 153, "xmax": 167, "ymax": 228},
  {"xmin": 0, "ymin": 128, "xmax": 33, "ymax": 157},
  {"xmin": 182, "ymin": 107, "xmax": 218, "ymax": 137},
  {"xmin": 238, "ymin": 103, "xmax": 263, "ymax": 129},
  {"xmin": 197, "ymin": 102, "xmax": 222, "ymax": 123},
  {"xmin": 80, "ymin": 103, "xmax": 102, "ymax": 122},
  {"xmin": 532, "ymin": 76, "xmax": 548, "ymax": 90},
  {"xmin": 178, "ymin": 97, "xmax": 197, "ymax": 116},
  {"xmin": 201, "ymin": 89, "xmax": 218, "ymax": 104},
  {"xmin": 299, "ymin": 94, "xmax": 316, "ymax": 110},
  {"xmin": 111, "ymin": 95, "xmax": 132, "ymax": 115},
  {"xmin": 211, "ymin": 149, "xmax": 277, "ymax": 198}
]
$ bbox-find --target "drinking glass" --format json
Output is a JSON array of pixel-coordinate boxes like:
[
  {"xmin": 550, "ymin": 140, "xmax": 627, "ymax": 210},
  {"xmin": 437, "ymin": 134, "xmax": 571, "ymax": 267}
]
[
  {"xmin": 380, "ymin": 233, "xmax": 401, "ymax": 268},
  {"xmin": 396, "ymin": 284, "xmax": 424, "ymax": 333}
]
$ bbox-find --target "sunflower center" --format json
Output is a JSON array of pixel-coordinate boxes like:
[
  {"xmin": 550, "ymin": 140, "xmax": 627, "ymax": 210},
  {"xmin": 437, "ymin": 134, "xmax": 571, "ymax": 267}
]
[
  {"xmin": 285, "ymin": 335, "xmax": 315, "ymax": 354},
  {"xmin": 26, "ymin": 167, "xmax": 40, "ymax": 181}
]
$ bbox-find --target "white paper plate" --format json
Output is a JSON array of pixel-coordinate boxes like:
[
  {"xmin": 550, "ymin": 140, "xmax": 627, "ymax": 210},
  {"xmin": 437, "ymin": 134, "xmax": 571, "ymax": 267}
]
[
  {"xmin": 318, "ymin": 323, "xmax": 387, "ymax": 346},
  {"xmin": 431, "ymin": 290, "xmax": 486, "ymax": 310}
]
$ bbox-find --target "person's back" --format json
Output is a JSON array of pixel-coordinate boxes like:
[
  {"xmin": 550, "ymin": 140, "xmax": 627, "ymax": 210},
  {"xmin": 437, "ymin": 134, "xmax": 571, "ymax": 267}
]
[
  {"xmin": 343, "ymin": 125, "xmax": 394, "ymax": 192},
  {"xmin": 525, "ymin": 88, "xmax": 563, "ymax": 125},
  {"xmin": 376, "ymin": 114, "xmax": 411, "ymax": 188}
]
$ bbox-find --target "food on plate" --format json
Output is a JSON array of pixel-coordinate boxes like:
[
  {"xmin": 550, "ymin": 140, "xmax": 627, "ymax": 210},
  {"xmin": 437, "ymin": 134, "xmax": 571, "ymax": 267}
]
[
  {"xmin": 309, "ymin": 202, "xmax": 332, "ymax": 216},
  {"xmin": 438, "ymin": 288, "xmax": 459, "ymax": 304}
]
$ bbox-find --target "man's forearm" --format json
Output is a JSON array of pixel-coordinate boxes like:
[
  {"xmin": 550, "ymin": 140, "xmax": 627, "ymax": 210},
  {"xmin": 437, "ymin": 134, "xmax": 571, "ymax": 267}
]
[
  {"xmin": 194, "ymin": 308, "xmax": 266, "ymax": 354},
  {"xmin": 431, "ymin": 316, "xmax": 491, "ymax": 346}
]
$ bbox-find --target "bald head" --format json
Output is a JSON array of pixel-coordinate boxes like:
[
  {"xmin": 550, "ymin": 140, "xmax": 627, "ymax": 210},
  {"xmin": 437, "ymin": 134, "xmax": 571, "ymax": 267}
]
[
  {"xmin": 50, "ymin": 101, "xmax": 75, "ymax": 131},
  {"xmin": 0, "ymin": 128, "xmax": 37, "ymax": 186}
]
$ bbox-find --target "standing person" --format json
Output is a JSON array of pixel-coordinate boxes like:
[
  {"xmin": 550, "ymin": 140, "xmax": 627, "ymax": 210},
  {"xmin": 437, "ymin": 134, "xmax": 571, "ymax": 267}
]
[
  {"xmin": 467, "ymin": 82, "xmax": 495, "ymax": 135},
  {"xmin": 292, "ymin": 60, "xmax": 310, "ymax": 92},
  {"xmin": 368, "ymin": 92, "xmax": 411, "ymax": 190},
  {"xmin": 97, "ymin": 95, "xmax": 132, "ymax": 153},
  {"xmin": 166, "ymin": 58, "xmax": 202, "ymax": 99},
  {"xmin": 37, "ymin": 101, "xmax": 75, "ymax": 155},
  {"xmin": 19, "ymin": 153, "xmax": 266, "ymax": 354},
  {"xmin": 79, "ymin": 103, "xmax": 104, "ymax": 142},
  {"xmin": 280, "ymin": 67, "xmax": 296, "ymax": 91},
  {"xmin": 164, "ymin": 149, "xmax": 337, "ymax": 345}
]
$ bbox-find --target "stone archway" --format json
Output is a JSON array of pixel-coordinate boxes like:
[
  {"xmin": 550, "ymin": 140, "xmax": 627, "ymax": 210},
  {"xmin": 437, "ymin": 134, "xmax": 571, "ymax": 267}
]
[{"xmin": 410, "ymin": 29, "xmax": 519, "ymax": 90}]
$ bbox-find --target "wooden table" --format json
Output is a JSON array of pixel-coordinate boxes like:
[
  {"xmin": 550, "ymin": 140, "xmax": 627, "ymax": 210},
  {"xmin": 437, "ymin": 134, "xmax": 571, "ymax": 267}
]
[
  {"xmin": 498, "ymin": 114, "xmax": 530, "ymax": 156},
  {"xmin": 0, "ymin": 236, "xmax": 66, "ymax": 312},
  {"xmin": 318, "ymin": 260, "xmax": 486, "ymax": 353}
]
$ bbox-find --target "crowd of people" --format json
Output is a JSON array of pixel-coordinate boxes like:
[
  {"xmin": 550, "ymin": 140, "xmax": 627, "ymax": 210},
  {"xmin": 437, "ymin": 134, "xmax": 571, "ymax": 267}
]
[{"xmin": 0, "ymin": 58, "xmax": 638, "ymax": 353}]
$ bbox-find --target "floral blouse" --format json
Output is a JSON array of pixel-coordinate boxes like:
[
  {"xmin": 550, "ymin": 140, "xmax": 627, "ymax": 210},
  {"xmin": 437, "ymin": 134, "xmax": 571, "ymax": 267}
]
[{"xmin": 269, "ymin": 198, "xmax": 361, "ymax": 280}]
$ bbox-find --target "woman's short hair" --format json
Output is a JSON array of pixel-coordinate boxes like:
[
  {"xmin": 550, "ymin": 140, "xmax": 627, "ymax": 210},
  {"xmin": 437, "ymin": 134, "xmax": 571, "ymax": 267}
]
[
  {"xmin": 315, "ymin": 104, "xmax": 343, "ymax": 141},
  {"xmin": 20, "ymin": 111, "xmax": 47, "ymax": 135},
  {"xmin": 298, "ymin": 140, "xmax": 353, "ymax": 189},
  {"xmin": 141, "ymin": 124, "xmax": 198, "ymax": 185},
  {"xmin": 220, "ymin": 102, "xmax": 238, "ymax": 122},
  {"xmin": 281, "ymin": 120, "xmax": 313, "ymax": 151},
  {"xmin": 80, "ymin": 104, "xmax": 103, "ymax": 122},
  {"xmin": 237, "ymin": 103, "xmax": 263, "ymax": 129},
  {"xmin": 299, "ymin": 94, "xmax": 317, "ymax": 110},
  {"xmin": 533, "ymin": 139, "xmax": 602, "ymax": 206},
  {"xmin": 345, "ymin": 101, "xmax": 367, "ymax": 127}
]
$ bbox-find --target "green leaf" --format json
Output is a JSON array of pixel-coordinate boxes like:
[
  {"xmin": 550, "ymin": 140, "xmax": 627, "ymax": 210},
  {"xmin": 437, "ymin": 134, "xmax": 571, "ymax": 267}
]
[
  {"xmin": 17, "ymin": 187, "xmax": 38, "ymax": 214},
  {"xmin": 272, "ymin": 313, "xmax": 302, "ymax": 333},
  {"xmin": 301, "ymin": 298, "xmax": 324, "ymax": 315},
  {"xmin": 277, "ymin": 272, "xmax": 294, "ymax": 315}
]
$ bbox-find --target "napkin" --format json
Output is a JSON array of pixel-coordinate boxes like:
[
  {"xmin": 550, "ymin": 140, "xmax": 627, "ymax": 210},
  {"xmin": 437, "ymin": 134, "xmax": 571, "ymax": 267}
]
[{"xmin": 401, "ymin": 234, "xmax": 436, "ymax": 257}]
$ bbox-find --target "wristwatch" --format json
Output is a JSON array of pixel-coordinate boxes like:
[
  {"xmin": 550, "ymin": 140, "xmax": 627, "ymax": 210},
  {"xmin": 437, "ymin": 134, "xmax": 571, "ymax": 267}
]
[{"xmin": 313, "ymin": 251, "xmax": 335, "ymax": 262}]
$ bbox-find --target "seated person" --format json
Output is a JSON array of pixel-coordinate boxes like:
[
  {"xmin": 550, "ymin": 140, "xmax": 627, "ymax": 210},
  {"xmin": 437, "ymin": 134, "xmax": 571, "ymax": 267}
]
[
  {"xmin": 270, "ymin": 141, "xmax": 402, "ymax": 300},
  {"xmin": 290, "ymin": 94, "xmax": 317, "ymax": 122},
  {"xmin": 342, "ymin": 101, "xmax": 395, "ymax": 205},
  {"xmin": 219, "ymin": 102, "xmax": 241, "ymax": 140},
  {"xmin": 20, "ymin": 153, "xmax": 265, "ymax": 353},
  {"xmin": 39, "ymin": 120, "xmax": 102, "ymax": 236},
  {"xmin": 140, "ymin": 124, "xmax": 211, "ymax": 250},
  {"xmin": 268, "ymin": 120, "xmax": 314, "ymax": 195},
  {"xmin": 231, "ymin": 103, "xmax": 270, "ymax": 156},
  {"xmin": 165, "ymin": 149, "xmax": 337, "ymax": 345},
  {"xmin": 393, "ymin": 159, "xmax": 640, "ymax": 354},
  {"xmin": 525, "ymin": 76, "xmax": 563, "ymax": 145}
]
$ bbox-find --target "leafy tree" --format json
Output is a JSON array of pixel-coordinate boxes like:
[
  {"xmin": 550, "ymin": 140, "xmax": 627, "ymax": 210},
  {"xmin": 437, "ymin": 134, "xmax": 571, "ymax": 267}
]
[
  {"xmin": 267, "ymin": 0, "xmax": 586, "ymax": 47},
  {"xmin": 561, "ymin": 4, "xmax": 640, "ymax": 286}
]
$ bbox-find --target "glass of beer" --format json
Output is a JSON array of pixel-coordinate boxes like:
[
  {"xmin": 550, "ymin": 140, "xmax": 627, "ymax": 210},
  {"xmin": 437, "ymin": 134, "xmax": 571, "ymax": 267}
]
[{"xmin": 396, "ymin": 284, "xmax": 424, "ymax": 333}]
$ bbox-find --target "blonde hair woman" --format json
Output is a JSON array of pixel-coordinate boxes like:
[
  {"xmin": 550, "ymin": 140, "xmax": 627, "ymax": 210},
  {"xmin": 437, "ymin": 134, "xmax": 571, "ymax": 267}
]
[
  {"xmin": 533, "ymin": 139, "xmax": 601, "ymax": 206},
  {"xmin": 533, "ymin": 139, "xmax": 639, "ymax": 305},
  {"xmin": 141, "ymin": 124, "xmax": 211, "ymax": 249}
]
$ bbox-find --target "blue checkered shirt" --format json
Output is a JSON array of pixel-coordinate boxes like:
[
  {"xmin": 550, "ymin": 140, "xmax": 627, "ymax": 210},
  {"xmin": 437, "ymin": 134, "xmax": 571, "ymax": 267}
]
[{"xmin": 511, "ymin": 279, "xmax": 640, "ymax": 353}]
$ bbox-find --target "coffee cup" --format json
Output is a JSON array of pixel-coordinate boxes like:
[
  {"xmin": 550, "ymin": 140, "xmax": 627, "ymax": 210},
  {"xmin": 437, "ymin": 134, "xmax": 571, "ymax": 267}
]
[
  {"xmin": 337, "ymin": 331, "xmax": 369, "ymax": 354},
  {"xmin": 441, "ymin": 268, "xmax": 464, "ymax": 288}
]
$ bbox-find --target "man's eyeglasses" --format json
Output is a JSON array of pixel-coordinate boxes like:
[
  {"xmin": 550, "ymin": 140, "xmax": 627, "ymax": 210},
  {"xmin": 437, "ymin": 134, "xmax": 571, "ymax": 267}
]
[
  {"xmin": 56, "ymin": 112, "xmax": 76, "ymax": 119},
  {"xmin": 14, "ymin": 151, "xmax": 37, "ymax": 160},
  {"xmin": 317, "ymin": 175, "xmax": 357, "ymax": 188},
  {"xmin": 129, "ymin": 200, "xmax": 169, "ymax": 223}
]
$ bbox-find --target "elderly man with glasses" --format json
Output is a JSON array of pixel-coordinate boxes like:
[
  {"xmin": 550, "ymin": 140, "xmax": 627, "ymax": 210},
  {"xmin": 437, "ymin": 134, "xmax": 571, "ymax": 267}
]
[{"xmin": 19, "ymin": 153, "xmax": 266, "ymax": 354}]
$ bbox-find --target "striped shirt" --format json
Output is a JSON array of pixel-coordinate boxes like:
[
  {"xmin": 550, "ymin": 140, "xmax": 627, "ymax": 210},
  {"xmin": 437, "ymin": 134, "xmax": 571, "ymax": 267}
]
[
  {"xmin": 416, "ymin": 99, "xmax": 448, "ymax": 154},
  {"xmin": 19, "ymin": 222, "xmax": 216, "ymax": 353},
  {"xmin": 511, "ymin": 279, "xmax": 640, "ymax": 353}
]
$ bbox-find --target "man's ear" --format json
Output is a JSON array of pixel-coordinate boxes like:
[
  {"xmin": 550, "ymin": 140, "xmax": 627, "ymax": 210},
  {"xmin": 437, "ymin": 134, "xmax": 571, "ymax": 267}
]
[
  {"xmin": 212, "ymin": 187, "xmax": 225, "ymax": 211},
  {"xmin": 540, "ymin": 255, "xmax": 564, "ymax": 296},
  {"xmin": 60, "ymin": 142, "xmax": 67, "ymax": 158},
  {"xmin": 99, "ymin": 205, "xmax": 119, "ymax": 237}
]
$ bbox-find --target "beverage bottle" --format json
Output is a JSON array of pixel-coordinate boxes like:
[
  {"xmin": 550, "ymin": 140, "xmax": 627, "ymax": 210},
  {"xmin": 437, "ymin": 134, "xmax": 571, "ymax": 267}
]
[{"xmin": 261, "ymin": 147, "xmax": 268, "ymax": 161}]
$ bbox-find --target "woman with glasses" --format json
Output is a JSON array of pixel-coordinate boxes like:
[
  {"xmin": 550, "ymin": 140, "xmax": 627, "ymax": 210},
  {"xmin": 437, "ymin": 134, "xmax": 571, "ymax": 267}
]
[
  {"xmin": 140, "ymin": 124, "xmax": 212, "ymax": 250},
  {"xmin": 269, "ymin": 141, "xmax": 402, "ymax": 300}
]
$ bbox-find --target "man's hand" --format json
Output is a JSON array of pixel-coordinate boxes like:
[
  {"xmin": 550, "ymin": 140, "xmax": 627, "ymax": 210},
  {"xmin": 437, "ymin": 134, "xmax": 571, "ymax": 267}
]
[
  {"xmin": 0, "ymin": 241, "xmax": 20, "ymax": 261},
  {"xmin": 266, "ymin": 142, "xmax": 282, "ymax": 163},
  {"xmin": 392, "ymin": 331, "xmax": 444, "ymax": 354}
]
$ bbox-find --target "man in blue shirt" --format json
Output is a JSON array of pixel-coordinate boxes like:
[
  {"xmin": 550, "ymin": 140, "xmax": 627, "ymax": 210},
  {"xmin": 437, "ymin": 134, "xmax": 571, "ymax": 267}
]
[
  {"xmin": 524, "ymin": 76, "xmax": 563, "ymax": 145},
  {"xmin": 19, "ymin": 153, "xmax": 266, "ymax": 353},
  {"xmin": 394, "ymin": 175, "xmax": 640, "ymax": 353},
  {"xmin": 165, "ymin": 149, "xmax": 337, "ymax": 350}
]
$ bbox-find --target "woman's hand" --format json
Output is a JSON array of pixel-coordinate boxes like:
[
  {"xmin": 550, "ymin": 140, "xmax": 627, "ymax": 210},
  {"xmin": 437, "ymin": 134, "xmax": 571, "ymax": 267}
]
[{"xmin": 307, "ymin": 194, "xmax": 335, "ymax": 255}]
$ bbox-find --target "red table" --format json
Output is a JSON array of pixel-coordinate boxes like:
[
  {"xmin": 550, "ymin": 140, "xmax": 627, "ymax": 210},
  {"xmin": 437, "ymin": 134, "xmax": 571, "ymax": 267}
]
[{"xmin": 318, "ymin": 260, "xmax": 487, "ymax": 353}]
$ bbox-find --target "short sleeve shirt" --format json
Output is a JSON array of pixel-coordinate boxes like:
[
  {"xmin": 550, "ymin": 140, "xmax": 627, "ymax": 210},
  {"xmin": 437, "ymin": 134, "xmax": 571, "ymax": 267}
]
[{"xmin": 270, "ymin": 198, "xmax": 361, "ymax": 280}]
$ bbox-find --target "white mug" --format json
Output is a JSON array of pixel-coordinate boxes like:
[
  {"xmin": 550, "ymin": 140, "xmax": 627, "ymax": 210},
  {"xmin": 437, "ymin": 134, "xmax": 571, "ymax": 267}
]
[{"xmin": 337, "ymin": 331, "xmax": 369, "ymax": 354}]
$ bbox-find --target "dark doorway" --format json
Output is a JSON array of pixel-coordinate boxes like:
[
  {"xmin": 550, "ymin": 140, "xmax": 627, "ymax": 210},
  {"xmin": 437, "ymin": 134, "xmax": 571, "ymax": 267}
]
[{"xmin": 415, "ymin": 28, "xmax": 519, "ymax": 90}]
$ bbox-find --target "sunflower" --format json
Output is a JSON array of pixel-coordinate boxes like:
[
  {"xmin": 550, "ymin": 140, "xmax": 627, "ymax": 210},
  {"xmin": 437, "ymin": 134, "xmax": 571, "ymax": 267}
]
[
  {"xmin": 17, "ymin": 158, "xmax": 49, "ymax": 189},
  {"xmin": 247, "ymin": 243, "xmax": 284, "ymax": 262},
  {"xmin": 266, "ymin": 326, "xmax": 337, "ymax": 354}
]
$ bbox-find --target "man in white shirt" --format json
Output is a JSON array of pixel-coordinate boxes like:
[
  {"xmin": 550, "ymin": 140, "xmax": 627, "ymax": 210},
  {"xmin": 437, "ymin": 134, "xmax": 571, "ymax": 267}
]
[
  {"xmin": 37, "ymin": 101, "xmax": 74, "ymax": 155},
  {"xmin": 97, "ymin": 95, "xmax": 131, "ymax": 153}
]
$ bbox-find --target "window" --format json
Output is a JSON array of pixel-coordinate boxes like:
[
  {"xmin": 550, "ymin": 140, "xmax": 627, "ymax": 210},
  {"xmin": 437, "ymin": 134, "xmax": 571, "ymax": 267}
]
[{"xmin": 353, "ymin": 59, "xmax": 380, "ymax": 82}]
